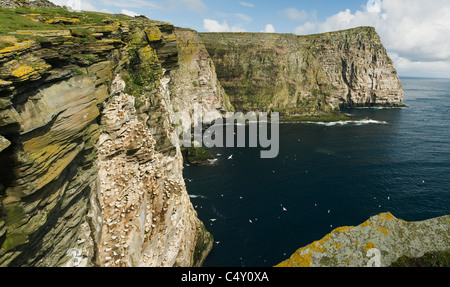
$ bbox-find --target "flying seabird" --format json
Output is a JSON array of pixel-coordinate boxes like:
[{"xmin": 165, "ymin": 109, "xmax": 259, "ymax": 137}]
[{"xmin": 228, "ymin": 154, "xmax": 233, "ymax": 160}]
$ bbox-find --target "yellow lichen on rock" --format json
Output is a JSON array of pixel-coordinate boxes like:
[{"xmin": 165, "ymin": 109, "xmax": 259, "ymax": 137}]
[
  {"xmin": 11, "ymin": 65, "xmax": 36, "ymax": 79},
  {"xmin": 0, "ymin": 40, "xmax": 35, "ymax": 59},
  {"xmin": 0, "ymin": 36, "xmax": 17, "ymax": 45},
  {"xmin": 14, "ymin": 30, "xmax": 71, "ymax": 37},
  {"xmin": 145, "ymin": 26, "xmax": 162, "ymax": 42},
  {"xmin": 276, "ymin": 250, "xmax": 313, "ymax": 267},
  {"xmin": 46, "ymin": 17, "xmax": 80, "ymax": 25},
  {"xmin": 363, "ymin": 242, "xmax": 376, "ymax": 251},
  {"xmin": 0, "ymin": 79, "xmax": 12, "ymax": 86},
  {"xmin": 276, "ymin": 212, "xmax": 450, "ymax": 267}
]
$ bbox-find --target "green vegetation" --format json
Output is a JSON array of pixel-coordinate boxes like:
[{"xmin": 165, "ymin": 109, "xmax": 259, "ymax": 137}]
[
  {"xmin": 0, "ymin": 40, "xmax": 13, "ymax": 49},
  {"xmin": 391, "ymin": 250, "xmax": 450, "ymax": 267},
  {"xmin": 0, "ymin": 8, "xmax": 53, "ymax": 35},
  {"xmin": 184, "ymin": 147, "xmax": 214, "ymax": 164},
  {"xmin": 0, "ymin": 7, "xmax": 131, "ymax": 47},
  {"xmin": 192, "ymin": 222, "xmax": 213, "ymax": 266},
  {"xmin": 280, "ymin": 112, "xmax": 352, "ymax": 123},
  {"xmin": 0, "ymin": 7, "xmax": 129, "ymax": 38},
  {"xmin": 0, "ymin": 6, "xmax": 129, "ymax": 32}
]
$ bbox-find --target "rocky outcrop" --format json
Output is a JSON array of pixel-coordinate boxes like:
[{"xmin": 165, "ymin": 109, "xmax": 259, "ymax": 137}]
[
  {"xmin": 0, "ymin": 0, "xmax": 58, "ymax": 9},
  {"xmin": 199, "ymin": 27, "xmax": 404, "ymax": 114},
  {"xmin": 0, "ymin": 6, "xmax": 220, "ymax": 266},
  {"xmin": 96, "ymin": 75, "xmax": 212, "ymax": 267},
  {"xmin": 276, "ymin": 213, "xmax": 450, "ymax": 267}
]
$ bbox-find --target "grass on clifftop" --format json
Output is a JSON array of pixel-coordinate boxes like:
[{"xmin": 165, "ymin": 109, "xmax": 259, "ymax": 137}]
[
  {"xmin": 0, "ymin": 7, "xmax": 129, "ymax": 36},
  {"xmin": 0, "ymin": 7, "xmax": 131, "ymax": 49},
  {"xmin": 184, "ymin": 147, "xmax": 214, "ymax": 164}
]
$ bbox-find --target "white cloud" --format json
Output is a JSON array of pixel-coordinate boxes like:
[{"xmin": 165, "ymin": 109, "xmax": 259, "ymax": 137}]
[
  {"xmin": 239, "ymin": 2, "xmax": 255, "ymax": 8},
  {"xmin": 293, "ymin": 21, "xmax": 316, "ymax": 35},
  {"xmin": 49, "ymin": 0, "xmax": 97, "ymax": 11},
  {"xmin": 261, "ymin": 24, "xmax": 275, "ymax": 33},
  {"xmin": 203, "ymin": 19, "xmax": 246, "ymax": 32},
  {"xmin": 231, "ymin": 25, "xmax": 247, "ymax": 32},
  {"xmin": 293, "ymin": 0, "xmax": 450, "ymax": 77},
  {"xmin": 281, "ymin": 8, "xmax": 309, "ymax": 21},
  {"xmin": 390, "ymin": 53, "xmax": 450, "ymax": 78},
  {"xmin": 204, "ymin": 19, "xmax": 230, "ymax": 32},
  {"xmin": 367, "ymin": 0, "xmax": 382, "ymax": 13},
  {"xmin": 100, "ymin": 0, "xmax": 206, "ymax": 13},
  {"xmin": 121, "ymin": 9, "xmax": 140, "ymax": 17}
]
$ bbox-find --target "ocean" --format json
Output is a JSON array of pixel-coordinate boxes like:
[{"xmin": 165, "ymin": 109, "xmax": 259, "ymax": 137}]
[{"xmin": 183, "ymin": 77, "xmax": 450, "ymax": 267}]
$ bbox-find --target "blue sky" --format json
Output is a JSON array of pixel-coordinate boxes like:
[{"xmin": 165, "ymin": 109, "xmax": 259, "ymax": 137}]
[{"xmin": 50, "ymin": 0, "xmax": 450, "ymax": 78}]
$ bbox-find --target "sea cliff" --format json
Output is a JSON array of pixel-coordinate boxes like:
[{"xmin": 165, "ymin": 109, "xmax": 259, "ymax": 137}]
[
  {"xmin": 0, "ymin": 1, "xmax": 434, "ymax": 268},
  {"xmin": 0, "ymin": 3, "xmax": 229, "ymax": 266},
  {"xmin": 200, "ymin": 28, "xmax": 404, "ymax": 118}
]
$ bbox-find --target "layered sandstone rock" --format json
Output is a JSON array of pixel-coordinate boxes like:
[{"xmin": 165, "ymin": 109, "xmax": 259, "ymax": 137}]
[{"xmin": 0, "ymin": 5, "xmax": 217, "ymax": 266}]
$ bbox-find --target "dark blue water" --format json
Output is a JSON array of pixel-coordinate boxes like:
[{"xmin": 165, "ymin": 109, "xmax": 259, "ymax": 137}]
[{"xmin": 183, "ymin": 78, "xmax": 450, "ymax": 267}]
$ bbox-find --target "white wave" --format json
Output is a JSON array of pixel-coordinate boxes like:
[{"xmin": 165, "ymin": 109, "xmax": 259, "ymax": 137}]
[
  {"xmin": 303, "ymin": 119, "xmax": 388, "ymax": 126},
  {"xmin": 189, "ymin": 194, "xmax": 207, "ymax": 199},
  {"xmin": 353, "ymin": 106, "xmax": 404, "ymax": 110},
  {"xmin": 207, "ymin": 158, "xmax": 218, "ymax": 164}
]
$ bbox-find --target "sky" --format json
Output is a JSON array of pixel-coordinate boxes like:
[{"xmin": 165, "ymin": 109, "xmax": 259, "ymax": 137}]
[{"xmin": 49, "ymin": 0, "xmax": 450, "ymax": 78}]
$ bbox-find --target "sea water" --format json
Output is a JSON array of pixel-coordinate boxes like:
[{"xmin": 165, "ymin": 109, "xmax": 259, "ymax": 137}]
[{"xmin": 183, "ymin": 78, "xmax": 450, "ymax": 267}]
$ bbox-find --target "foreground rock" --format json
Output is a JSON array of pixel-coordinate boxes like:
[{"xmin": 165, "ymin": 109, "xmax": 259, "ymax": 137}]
[{"xmin": 276, "ymin": 213, "xmax": 450, "ymax": 267}]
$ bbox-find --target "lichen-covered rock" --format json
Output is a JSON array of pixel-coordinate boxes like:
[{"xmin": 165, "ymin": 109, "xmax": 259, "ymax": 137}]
[
  {"xmin": 170, "ymin": 28, "xmax": 234, "ymax": 122},
  {"xmin": 0, "ymin": 135, "xmax": 10, "ymax": 152},
  {"xmin": 276, "ymin": 213, "xmax": 450, "ymax": 267},
  {"xmin": 0, "ymin": 7, "xmax": 216, "ymax": 267}
]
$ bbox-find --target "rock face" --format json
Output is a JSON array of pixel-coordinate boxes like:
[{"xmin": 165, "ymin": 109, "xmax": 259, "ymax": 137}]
[
  {"xmin": 0, "ymin": 4, "xmax": 417, "ymax": 268},
  {"xmin": 200, "ymin": 27, "xmax": 404, "ymax": 114},
  {"xmin": 0, "ymin": 6, "xmax": 220, "ymax": 266},
  {"xmin": 276, "ymin": 213, "xmax": 450, "ymax": 267},
  {"xmin": 96, "ymin": 75, "xmax": 212, "ymax": 267}
]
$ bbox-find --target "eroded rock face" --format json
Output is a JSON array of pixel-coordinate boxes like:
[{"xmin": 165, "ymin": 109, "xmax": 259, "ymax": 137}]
[
  {"xmin": 276, "ymin": 213, "xmax": 450, "ymax": 267},
  {"xmin": 200, "ymin": 27, "xmax": 404, "ymax": 113},
  {"xmin": 0, "ymin": 8, "xmax": 216, "ymax": 267},
  {"xmin": 96, "ymin": 75, "xmax": 212, "ymax": 267}
]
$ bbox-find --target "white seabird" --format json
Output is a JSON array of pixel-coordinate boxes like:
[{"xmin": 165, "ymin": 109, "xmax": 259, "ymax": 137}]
[{"xmin": 228, "ymin": 154, "xmax": 233, "ymax": 160}]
